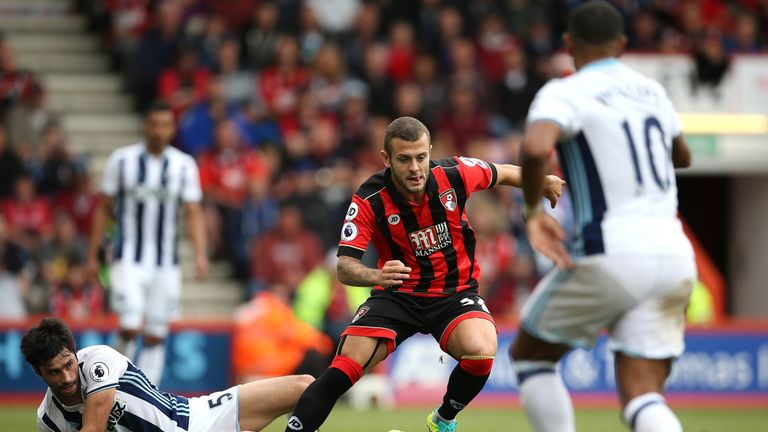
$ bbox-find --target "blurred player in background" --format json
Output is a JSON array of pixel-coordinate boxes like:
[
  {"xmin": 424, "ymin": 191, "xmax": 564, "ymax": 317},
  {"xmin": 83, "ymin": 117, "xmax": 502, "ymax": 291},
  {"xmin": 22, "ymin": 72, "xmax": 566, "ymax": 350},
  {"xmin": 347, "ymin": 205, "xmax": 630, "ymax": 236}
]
[
  {"xmin": 284, "ymin": 117, "xmax": 563, "ymax": 432},
  {"xmin": 22, "ymin": 317, "xmax": 312, "ymax": 432},
  {"xmin": 509, "ymin": 2, "xmax": 696, "ymax": 432},
  {"xmin": 86, "ymin": 101, "xmax": 208, "ymax": 386}
]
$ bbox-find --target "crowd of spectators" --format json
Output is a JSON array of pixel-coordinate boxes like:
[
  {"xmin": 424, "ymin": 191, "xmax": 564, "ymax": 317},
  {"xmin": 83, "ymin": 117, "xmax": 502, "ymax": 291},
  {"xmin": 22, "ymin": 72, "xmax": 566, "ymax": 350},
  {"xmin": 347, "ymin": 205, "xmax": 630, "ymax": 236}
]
[
  {"xmin": 2, "ymin": 0, "xmax": 767, "ymax": 329},
  {"xmin": 0, "ymin": 35, "xmax": 100, "ymax": 320}
]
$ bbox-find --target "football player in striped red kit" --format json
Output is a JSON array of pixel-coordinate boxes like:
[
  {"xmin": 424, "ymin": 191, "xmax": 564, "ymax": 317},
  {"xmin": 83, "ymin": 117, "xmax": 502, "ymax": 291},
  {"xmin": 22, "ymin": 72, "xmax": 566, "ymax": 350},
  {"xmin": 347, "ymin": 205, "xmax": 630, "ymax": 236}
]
[{"xmin": 283, "ymin": 117, "xmax": 563, "ymax": 432}]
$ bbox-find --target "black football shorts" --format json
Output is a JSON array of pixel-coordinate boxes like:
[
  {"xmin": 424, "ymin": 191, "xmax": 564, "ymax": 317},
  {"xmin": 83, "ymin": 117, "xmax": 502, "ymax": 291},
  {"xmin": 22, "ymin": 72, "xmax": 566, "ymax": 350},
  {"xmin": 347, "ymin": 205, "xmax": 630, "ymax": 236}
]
[{"xmin": 341, "ymin": 289, "xmax": 496, "ymax": 354}]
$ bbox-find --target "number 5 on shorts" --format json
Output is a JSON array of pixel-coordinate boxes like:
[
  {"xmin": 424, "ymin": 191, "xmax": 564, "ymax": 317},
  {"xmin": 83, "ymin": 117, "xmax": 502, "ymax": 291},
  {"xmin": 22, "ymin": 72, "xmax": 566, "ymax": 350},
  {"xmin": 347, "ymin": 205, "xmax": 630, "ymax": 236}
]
[{"xmin": 208, "ymin": 392, "xmax": 233, "ymax": 409}]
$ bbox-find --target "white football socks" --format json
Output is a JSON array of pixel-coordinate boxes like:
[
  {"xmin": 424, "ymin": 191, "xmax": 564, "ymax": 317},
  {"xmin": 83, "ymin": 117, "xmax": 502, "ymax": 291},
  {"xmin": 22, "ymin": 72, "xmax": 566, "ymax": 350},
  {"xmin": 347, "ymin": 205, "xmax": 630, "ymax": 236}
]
[
  {"xmin": 136, "ymin": 343, "xmax": 166, "ymax": 387},
  {"xmin": 623, "ymin": 392, "xmax": 682, "ymax": 432},
  {"xmin": 515, "ymin": 361, "xmax": 575, "ymax": 432}
]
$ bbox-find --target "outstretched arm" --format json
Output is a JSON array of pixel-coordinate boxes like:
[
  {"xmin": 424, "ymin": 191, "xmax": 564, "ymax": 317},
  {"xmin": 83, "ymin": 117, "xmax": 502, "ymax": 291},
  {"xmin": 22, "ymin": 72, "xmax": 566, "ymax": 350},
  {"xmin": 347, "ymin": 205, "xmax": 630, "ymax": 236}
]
[
  {"xmin": 494, "ymin": 163, "xmax": 565, "ymax": 208},
  {"xmin": 80, "ymin": 388, "xmax": 116, "ymax": 432},
  {"xmin": 521, "ymin": 121, "xmax": 573, "ymax": 269},
  {"xmin": 521, "ymin": 121, "xmax": 561, "ymax": 214},
  {"xmin": 494, "ymin": 163, "xmax": 522, "ymax": 187},
  {"xmin": 337, "ymin": 255, "xmax": 411, "ymax": 288}
]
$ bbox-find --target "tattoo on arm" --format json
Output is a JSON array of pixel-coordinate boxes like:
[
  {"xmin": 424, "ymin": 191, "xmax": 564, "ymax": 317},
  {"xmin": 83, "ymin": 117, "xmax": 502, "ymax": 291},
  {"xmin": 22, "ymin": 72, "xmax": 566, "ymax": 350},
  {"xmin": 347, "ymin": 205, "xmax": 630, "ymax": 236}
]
[{"xmin": 337, "ymin": 256, "xmax": 379, "ymax": 287}]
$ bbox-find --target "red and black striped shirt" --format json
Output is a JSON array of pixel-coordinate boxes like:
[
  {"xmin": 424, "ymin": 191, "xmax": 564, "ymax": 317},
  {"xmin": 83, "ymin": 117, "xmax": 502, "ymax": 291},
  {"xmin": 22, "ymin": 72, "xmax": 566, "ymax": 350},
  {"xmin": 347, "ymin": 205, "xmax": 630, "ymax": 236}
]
[{"xmin": 338, "ymin": 156, "xmax": 499, "ymax": 297}]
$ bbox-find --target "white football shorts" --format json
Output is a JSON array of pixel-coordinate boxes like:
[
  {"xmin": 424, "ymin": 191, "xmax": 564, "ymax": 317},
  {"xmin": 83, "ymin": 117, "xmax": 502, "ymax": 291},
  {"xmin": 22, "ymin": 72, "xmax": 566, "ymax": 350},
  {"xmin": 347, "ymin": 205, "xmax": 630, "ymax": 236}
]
[
  {"xmin": 188, "ymin": 386, "xmax": 240, "ymax": 432},
  {"xmin": 521, "ymin": 254, "xmax": 696, "ymax": 359},
  {"xmin": 109, "ymin": 262, "xmax": 181, "ymax": 337}
]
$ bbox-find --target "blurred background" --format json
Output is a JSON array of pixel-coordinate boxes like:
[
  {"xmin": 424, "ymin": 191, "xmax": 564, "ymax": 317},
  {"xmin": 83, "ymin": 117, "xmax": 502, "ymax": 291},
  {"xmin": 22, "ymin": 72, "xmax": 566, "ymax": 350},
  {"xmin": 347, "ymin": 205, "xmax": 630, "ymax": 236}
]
[{"xmin": 0, "ymin": 0, "xmax": 766, "ymax": 422}]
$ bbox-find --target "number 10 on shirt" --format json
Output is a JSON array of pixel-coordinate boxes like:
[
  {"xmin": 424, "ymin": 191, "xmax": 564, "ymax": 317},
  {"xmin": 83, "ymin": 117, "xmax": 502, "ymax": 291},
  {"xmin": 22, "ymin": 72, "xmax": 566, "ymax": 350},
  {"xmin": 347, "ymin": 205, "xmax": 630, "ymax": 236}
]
[{"xmin": 621, "ymin": 115, "xmax": 673, "ymax": 193}]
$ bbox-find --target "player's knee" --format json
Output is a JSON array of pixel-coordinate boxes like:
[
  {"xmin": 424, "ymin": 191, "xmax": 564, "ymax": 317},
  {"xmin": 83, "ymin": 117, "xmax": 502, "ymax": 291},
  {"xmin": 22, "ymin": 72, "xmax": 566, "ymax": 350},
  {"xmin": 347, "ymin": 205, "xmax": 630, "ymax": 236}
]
[
  {"xmin": 509, "ymin": 333, "xmax": 535, "ymax": 361},
  {"xmin": 509, "ymin": 329, "xmax": 568, "ymax": 362},
  {"xmin": 508, "ymin": 341, "xmax": 531, "ymax": 362},
  {"xmin": 142, "ymin": 335, "xmax": 165, "ymax": 346},
  {"xmin": 460, "ymin": 338, "xmax": 497, "ymax": 359},
  {"xmin": 119, "ymin": 329, "xmax": 140, "ymax": 341},
  {"xmin": 296, "ymin": 374, "xmax": 315, "ymax": 392},
  {"xmin": 143, "ymin": 320, "xmax": 171, "ymax": 341},
  {"xmin": 286, "ymin": 374, "xmax": 315, "ymax": 397}
]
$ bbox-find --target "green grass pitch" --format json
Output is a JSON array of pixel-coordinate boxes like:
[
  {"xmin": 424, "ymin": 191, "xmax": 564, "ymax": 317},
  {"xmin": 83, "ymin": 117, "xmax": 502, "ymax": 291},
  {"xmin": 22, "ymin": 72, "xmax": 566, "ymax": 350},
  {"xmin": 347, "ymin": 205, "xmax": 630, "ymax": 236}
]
[{"xmin": 2, "ymin": 404, "xmax": 766, "ymax": 431}]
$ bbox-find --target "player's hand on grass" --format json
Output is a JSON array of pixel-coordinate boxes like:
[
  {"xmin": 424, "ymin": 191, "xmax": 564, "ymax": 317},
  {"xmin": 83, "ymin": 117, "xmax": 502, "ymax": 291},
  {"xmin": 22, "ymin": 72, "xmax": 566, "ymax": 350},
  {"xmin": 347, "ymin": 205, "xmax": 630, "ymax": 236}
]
[
  {"xmin": 526, "ymin": 212, "xmax": 574, "ymax": 269},
  {"xmin": 543, "ymin": 175, "xmax": 565, "ymax": 208},
  {"xmin": 195, "ymin": 254, "xmax": 209, "ymax": 280},
  {"xmin": 379, "ymin": 260, "xmax": 411, "ymax": 287}
]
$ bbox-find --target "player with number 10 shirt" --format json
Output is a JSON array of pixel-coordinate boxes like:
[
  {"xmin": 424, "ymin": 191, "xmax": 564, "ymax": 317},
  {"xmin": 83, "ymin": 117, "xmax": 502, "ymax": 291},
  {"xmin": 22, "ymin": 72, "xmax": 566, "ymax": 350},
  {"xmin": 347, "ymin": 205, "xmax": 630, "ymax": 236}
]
[{"xmin": 283, "ymin": 117, "xmax": 564, "ymax": 432}]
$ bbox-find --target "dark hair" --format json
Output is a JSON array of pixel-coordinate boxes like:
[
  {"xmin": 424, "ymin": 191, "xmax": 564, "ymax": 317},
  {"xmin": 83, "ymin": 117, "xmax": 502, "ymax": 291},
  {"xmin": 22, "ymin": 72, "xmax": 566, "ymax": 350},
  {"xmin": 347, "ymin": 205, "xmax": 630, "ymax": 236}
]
[
  {"xmin": 383, "ymin": 117, "xmax": 430, "ymax": 155},
  {"xmin": 568, "ymin": 1, "xmax": 624, "ymax": 45},
  {"xmin": 145, "ymin": 100, "xmax": 173, "ymax": 117},
  {"xmin": 20, "ymin": 317, "xmax": 77, "ymax": 371}
]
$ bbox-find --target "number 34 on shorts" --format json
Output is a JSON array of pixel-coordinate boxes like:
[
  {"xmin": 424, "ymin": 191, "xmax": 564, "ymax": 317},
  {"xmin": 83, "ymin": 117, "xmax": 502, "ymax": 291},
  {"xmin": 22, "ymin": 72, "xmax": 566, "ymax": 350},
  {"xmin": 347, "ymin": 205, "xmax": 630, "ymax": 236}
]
[{"xmin": 460, "ymin": 296, "xmax": 490, "ymax": 314}]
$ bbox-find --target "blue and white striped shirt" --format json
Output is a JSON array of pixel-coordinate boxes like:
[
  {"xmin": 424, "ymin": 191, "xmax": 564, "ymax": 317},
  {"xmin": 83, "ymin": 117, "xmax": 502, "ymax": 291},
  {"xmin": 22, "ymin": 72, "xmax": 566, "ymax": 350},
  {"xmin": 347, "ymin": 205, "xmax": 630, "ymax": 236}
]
[
  {"xmin": 101, "ymin": 143, "xmax": 202, "ymax": 267},
  {"xmin": 37, "ymin": 345, "xmax": 191, "ymax": 432},
  {"xmin": 526, "ymin": 59, "xmax": 693, "ymax": 258}
]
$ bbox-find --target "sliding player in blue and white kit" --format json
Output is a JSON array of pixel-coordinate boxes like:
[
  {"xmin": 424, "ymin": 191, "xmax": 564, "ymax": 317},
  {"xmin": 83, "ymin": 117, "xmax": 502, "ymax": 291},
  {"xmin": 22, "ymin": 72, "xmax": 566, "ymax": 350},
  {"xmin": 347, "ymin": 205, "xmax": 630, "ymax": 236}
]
[
  {"xmin": 86, "ymin": 101, "xmax": 209, "ymax": 386},
  {"xmin": 22, "ymin": 317, "xmax": 313, "ymax": 432},
  {"xmin": 510, "ymin": 2, "xmax": 695, "ymax": 432}
]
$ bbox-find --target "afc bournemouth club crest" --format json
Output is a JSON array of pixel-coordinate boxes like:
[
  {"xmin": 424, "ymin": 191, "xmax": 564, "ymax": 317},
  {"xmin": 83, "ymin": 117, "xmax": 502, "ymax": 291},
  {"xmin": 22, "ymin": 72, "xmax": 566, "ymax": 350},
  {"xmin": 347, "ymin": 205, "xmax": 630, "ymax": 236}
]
[
  {"xmin": 440, "ymin": 189, "xmax": 457, "ymax": 212},
  {"xmin": 352, "ymin": 306, "xmax": 370, "ymax": 323}
]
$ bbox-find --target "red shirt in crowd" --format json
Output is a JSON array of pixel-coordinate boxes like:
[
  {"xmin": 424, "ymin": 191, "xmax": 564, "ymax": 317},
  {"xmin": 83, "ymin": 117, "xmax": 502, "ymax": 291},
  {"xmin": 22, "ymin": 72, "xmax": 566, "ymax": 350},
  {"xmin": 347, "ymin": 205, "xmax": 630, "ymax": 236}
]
[
  {"xmin": 1, "ymin": 197, "xmax": 53, "ymax": 237},
  {"xmin": 436, "ymin": 111, "xmax": 490, "ymax": 154},
  {"xmin": 198, "ymin": 148, "xmax": 269, "ymax": 207},
  {"xmin": 54, "ymin": 190, "xmax": 98, "ymax": 235},
  {"xmin": 50, "ymin": 283, "xmax": 104, "ymax": 320},
  {"xmin": 388, "ymin": 46, "xmax": 415, "ymax": 83},
  {"xmin": 259, "ymin": 66, "xmax": 310, "ymax": 134},
  {"xmin": 251, "ymin": 227, "xmax": 324, "ymax": 290},
  {"xmin": 157, "ymin": 67, "xmax": 211, "ymax": 117},
  {"xmin": 475, "ymin": 232, "xmax": 519, "ymax": 314}
]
